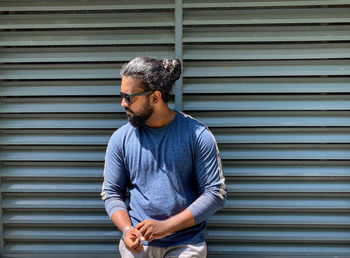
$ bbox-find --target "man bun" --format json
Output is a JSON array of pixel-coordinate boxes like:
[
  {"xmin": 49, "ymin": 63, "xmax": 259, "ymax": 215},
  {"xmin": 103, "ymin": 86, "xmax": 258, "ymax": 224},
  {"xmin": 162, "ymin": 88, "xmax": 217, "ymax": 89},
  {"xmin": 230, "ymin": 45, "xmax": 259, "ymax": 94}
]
[{"xmin": 162, "ymin": 58, "xmax": 182, "ymax": 83}]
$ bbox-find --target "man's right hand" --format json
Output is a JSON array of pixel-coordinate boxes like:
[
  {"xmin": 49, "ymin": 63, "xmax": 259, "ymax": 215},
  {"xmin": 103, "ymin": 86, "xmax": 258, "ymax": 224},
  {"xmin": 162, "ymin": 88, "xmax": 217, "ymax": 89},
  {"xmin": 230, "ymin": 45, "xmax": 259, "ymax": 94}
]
[{"xmin": 124, "ymin": 227, "xmax": 145, "ymax": 254}]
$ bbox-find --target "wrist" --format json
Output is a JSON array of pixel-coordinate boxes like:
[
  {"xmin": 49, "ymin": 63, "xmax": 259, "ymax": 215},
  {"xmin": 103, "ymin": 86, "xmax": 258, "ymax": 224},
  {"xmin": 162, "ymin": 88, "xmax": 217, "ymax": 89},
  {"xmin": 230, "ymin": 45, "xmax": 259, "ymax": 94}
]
[
  {"xmin": 162, "ymin": 219, "xmax": 174, "ymax": 235},
  {"xmin": 122, "ymin": 225, "xmax": 134, "ymax": 240}
]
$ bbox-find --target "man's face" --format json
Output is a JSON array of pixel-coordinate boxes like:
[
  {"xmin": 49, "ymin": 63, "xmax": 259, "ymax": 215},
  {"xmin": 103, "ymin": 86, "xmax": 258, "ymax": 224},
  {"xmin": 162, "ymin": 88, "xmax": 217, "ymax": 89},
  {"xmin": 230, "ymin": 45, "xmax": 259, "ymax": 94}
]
[{"xmin": 120, "ymin": 76, "xmax": 154, "ymax": 127}]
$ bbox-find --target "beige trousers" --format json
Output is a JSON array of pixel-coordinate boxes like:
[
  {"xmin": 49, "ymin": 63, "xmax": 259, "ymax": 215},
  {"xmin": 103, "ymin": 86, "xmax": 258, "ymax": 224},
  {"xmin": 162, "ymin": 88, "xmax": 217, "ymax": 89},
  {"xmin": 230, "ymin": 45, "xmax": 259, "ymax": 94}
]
[{"xmin": 119, "ymin": 239, "xmax": 207, "ymax": 258}]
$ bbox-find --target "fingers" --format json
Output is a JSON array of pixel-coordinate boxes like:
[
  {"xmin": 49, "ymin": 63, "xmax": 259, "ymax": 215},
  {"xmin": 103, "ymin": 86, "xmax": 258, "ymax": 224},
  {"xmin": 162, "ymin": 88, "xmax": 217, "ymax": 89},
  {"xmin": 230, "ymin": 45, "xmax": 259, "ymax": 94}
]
[
  {"xmin": 129, "ymin": 242, "xmax": 143, "ymax": 254},
  {"xmin": 136, "ymin": 219, "xmax": 166, "ymax": 242},
  {"xmin": 134, "ymin": 243, "xmax": 143, "ymax": 254},
  {"xmin": 128, "ymin": 235, "xmax": 140, "ymax": 248},
  {"xmin": 136, "ymin": 221, "xmax": 148, "ymax": 240},
  {"xmin": 136, "ymin": 223, "xmax": 146, "ymax": 236},
  {"xmin": 142, "ymin": 229, "xmax": 153, "ymax": 241},
  {"xmin": 136, "ymin": 221, "xmax": 152, "ymax": 241},
  {"xmin": 145, "ymin": 233, "xmax": 154, "ymax": 242},
  {"xmin": 125, "ymin": 237, "xmax": 143, "ymax": 254},
  {"xmin": 136, "ymin": 229, "xmax": 145, "ymax": 241},
  {"xmin": 127, "ymin": 228, "xmax": 145, "ymax": 242},
  {"xmin": 124, "ymin": 228, "xmax": 145, "ymax": 254},
  {"xmin": 135, "ymin": 220, "xmax": 145, "ymax": 232}
]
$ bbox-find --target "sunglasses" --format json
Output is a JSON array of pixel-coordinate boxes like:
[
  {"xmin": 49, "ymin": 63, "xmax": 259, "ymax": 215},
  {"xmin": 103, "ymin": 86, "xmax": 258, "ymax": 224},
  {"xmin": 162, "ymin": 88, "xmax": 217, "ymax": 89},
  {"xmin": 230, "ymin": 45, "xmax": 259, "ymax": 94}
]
[{"xmin": 120, "ymin": 90, "xmax": 154, "ymax": 105}]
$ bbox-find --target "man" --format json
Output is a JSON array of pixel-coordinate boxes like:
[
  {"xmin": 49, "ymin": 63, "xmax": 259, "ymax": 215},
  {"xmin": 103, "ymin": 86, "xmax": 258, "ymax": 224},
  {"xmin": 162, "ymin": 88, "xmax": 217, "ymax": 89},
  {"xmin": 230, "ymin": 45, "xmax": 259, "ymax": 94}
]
[{"xmin": 101, "ymin": 56, "xmax": 226, "ymax": 258}]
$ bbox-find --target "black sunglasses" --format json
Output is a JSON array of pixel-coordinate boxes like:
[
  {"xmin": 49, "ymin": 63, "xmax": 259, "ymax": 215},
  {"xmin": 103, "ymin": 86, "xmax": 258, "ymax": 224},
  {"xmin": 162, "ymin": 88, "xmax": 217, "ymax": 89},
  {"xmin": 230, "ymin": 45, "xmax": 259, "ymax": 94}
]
[{"xmin": 120, "ymin": 90, "xmax": 154, "ymax": 105}]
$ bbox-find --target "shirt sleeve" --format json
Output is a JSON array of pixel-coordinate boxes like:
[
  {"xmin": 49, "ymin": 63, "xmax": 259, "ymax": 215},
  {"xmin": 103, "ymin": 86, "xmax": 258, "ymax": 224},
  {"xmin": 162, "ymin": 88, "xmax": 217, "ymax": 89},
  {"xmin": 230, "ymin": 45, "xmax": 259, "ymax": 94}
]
[
  {"xmin": 187, "ymin": 128, "xmax": 227, "ymax": 224},
  {"xmin": 100, "ymin": 131, "xmax": 128, "ymax": 218}
]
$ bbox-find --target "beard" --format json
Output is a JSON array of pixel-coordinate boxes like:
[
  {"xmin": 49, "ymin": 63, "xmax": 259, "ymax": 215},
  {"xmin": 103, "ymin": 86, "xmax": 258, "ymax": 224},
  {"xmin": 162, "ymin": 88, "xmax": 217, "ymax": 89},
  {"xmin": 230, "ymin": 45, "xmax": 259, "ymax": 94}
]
[{"xmin": 125, "ymin": 102, "xmax": 153, "ymax": 127}]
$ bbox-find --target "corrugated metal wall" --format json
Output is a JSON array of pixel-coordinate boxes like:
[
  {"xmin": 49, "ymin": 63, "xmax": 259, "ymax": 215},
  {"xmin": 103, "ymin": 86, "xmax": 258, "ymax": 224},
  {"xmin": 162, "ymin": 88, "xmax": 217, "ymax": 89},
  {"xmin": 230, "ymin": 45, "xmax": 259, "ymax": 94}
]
[{"xmin": 1, "ymin": 1, "xmax": 350, "ymax": 257}]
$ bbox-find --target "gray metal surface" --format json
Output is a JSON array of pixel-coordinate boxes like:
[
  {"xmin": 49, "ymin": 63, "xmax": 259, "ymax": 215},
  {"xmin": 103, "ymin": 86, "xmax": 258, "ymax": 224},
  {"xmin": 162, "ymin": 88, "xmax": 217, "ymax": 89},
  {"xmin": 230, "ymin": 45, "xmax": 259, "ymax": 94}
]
[
  {"xmin": 0, "ymin": 46, "xmax": 175, "ymax": 63},
  {"xmin": 184, "ymin": 43, "xmax": 350, "ymax": 60},
  {"xmin": 0, "ymin": 1, "xmax": 350, "ymax": 257},
  {"xmin": 183, "ymin": 8, "xmax": 350, "ymax": 25},
  {"xmin": 183, "ymin": 25, "xmax": 350, "ymax": 43},
  {"xmin": 0, "ymin": 0, "xmax": 174, "ymax": 11},
  {"xmin": 174, "ymin": 0, "xmax": 183, "ymax": 111},
  {"xmin": 0, "ymin": 29, "xmax": 175, "ymax": 46},
  {"xmin": 183, "ymin": 0, "xmax": 350, "ymax": 8},
  {"xmin": 0, "ymin": 12, "xmax": 175, "ymax": 29}
]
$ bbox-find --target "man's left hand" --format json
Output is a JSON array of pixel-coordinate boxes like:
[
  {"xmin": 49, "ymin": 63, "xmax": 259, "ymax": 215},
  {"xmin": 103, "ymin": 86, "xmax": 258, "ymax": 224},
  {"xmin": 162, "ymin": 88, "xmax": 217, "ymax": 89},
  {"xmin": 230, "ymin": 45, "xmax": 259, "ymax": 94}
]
[{"xmin": 136, "ymin": 219, "xmax": 170, "ymax": 242}]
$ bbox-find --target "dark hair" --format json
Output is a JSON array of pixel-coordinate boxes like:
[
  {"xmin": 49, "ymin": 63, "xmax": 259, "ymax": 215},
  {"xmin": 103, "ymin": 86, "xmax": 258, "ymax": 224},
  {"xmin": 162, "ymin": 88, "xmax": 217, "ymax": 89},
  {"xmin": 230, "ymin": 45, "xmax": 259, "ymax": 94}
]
[{"xmin": 120, "ymin": 56, "xmax": 181, "ymax": 102}]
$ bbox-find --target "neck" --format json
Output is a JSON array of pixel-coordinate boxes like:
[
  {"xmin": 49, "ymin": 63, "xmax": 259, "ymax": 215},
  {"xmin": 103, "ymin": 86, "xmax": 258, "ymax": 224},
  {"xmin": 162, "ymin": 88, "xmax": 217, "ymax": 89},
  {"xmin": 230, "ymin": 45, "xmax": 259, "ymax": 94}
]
[{"xmin": 144, "ymin": 105, "xmax": 176, "ymax": 128}]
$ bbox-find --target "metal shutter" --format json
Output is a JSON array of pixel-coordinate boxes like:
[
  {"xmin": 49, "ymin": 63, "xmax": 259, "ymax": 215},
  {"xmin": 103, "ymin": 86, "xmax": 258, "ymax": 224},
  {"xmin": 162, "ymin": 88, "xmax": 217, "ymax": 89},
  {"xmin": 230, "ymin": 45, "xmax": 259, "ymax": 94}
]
[
  {"xmin": 182, "ymin": 1, "xmax": 350, "ymax": 257},
  {"xmin": 1, "ymin": 0, "xmax": 350, "ymax": 257}
]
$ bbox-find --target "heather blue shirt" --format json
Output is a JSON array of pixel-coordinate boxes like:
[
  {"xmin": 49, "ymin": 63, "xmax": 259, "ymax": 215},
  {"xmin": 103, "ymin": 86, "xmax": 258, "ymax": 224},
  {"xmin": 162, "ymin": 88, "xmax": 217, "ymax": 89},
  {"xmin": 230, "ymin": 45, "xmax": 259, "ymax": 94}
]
[{"xmin": 101, "ymin": 111, "xmax": 226, "ymax": 247}]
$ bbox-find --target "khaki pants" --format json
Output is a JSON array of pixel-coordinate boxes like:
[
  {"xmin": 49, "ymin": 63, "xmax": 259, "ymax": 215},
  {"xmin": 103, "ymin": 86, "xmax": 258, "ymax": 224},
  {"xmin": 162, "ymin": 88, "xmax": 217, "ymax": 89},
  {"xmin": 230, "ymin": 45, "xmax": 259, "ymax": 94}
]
[{"xmin": 119, "ymin": 239, "xmax": 207, "ymax": 258}]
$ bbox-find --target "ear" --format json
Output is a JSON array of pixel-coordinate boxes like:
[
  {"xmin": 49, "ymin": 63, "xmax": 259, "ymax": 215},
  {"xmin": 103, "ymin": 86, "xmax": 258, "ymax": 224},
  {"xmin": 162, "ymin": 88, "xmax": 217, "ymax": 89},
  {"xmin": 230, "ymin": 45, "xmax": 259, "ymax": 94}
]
[{"xmin": 151, "ymin": 91, "xmax": 162, "ymax": 104}]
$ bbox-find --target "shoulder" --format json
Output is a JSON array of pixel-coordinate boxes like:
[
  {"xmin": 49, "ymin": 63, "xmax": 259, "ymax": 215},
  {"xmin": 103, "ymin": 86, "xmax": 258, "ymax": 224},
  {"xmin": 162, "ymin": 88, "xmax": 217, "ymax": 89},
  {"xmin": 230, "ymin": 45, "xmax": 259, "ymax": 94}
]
[
  {"xmin": 178, "ymin": 112, "xmax": 217, "ymax": 148},
  {"xmin": 108, "ymin": 122, "xmax": 135, "ymax": 147},
  {"xmin": 178, "ymin": 112, "xmax": 208, "ymax": 135},
  {"xmin": 111, "ymin": 122, "xmax": 132, "ymax": 138},
  {"xmin": 179, "ymin": 112, "xmax": 213, "ymax": 140}
]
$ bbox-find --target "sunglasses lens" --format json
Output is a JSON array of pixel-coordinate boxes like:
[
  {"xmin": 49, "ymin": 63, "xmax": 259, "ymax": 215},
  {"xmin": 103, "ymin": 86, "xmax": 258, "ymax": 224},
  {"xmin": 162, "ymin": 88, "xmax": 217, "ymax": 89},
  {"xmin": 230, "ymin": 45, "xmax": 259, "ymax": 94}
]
[
  {"xmin": 121, "ymin": 93, "xmax": 132, "ymax": 104},
  {"xmin": 125, "ymin": 95, "xmax": 131, "ymax": 104}
]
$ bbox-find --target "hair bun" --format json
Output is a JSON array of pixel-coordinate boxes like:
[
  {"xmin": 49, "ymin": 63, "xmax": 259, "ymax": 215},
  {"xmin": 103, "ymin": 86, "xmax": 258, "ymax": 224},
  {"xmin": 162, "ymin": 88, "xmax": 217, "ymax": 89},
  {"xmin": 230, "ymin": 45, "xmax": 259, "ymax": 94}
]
[{"xmin": 162, "ymin": 58, "xmax": 181, "ymax": 83}]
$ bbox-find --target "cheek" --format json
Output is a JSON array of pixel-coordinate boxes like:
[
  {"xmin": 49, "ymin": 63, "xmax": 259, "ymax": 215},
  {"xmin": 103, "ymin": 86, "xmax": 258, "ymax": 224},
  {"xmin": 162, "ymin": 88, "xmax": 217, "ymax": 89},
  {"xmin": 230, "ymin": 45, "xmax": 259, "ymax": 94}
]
[
  {"xmin": 127, "ymin": 104, "xmax": 142, "ymax": 115},
  {"xmin": 130, "ymin": 97, "xmax": 151, "ymax": 114}
]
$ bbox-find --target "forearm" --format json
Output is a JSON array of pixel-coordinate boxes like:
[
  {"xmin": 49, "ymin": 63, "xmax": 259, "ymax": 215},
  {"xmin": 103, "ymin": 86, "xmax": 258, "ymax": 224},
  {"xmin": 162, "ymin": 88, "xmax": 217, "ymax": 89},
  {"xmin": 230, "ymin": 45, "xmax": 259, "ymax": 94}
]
[
  {"xmin": 166, "ymin": 188, "xmax": 225, "ymax": 232},
  {"xmin": 104, "ymin": 196, "xmax": 127, "ymax": 219},
  {"xmin": 111, "ymin": 209, "xmax": 132, "ymax": 233},
  {"xmin": 164, "ymin": 208, "xmax": 195, "ymax": 235},
  {"xmin": 188, "ymin": 188, "xmax": 226, "ymax": 224},
  {"xmin": 136, "ymin": 208, "xmax": 195, "ymax": 242}
]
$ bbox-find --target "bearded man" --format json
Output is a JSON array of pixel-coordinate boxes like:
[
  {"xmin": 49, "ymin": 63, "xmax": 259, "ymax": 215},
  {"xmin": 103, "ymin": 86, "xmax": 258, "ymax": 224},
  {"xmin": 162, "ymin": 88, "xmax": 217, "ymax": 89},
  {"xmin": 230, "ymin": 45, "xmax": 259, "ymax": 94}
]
[{"xmin": 101, "ymin": 56, "xmax": 226, "ymax": 258}]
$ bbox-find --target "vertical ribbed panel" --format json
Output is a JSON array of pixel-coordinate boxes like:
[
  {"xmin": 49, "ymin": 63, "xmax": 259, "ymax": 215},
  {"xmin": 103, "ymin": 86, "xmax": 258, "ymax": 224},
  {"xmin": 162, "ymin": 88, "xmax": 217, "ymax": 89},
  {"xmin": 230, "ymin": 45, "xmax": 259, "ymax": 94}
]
[{"xmin": 1, "ymin": 1, "xmax": 350, "ymax": 257}]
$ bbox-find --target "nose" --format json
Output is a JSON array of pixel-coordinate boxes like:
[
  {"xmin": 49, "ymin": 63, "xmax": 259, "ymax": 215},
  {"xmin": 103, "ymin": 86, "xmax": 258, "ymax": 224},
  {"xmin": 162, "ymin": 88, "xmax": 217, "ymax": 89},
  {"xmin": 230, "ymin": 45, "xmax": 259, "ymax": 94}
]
[{"xmin": 121, "ymin": 97, "xmax": 129, "ymax": 108}]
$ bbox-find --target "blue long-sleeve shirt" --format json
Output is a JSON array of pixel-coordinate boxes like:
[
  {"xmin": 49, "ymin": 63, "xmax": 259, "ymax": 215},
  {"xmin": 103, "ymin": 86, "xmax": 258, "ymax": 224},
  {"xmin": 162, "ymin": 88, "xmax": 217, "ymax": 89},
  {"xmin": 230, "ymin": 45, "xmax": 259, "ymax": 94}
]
[{"xmin": 101, "ymin": 111, "xmax": 226, "ymax": 247}]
